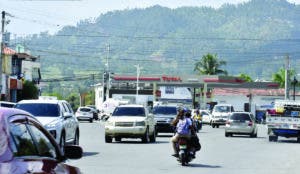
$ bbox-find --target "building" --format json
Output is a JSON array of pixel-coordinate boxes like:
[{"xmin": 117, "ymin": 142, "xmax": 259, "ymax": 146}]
[{"xmin": 2, "ymin": 46, "xmax": 41, "ymax": 102}]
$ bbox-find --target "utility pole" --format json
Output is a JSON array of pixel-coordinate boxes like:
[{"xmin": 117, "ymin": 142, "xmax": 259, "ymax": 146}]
[
  {"xmin": 134, "ymin": 64, "xmax": 143, "ymax": 104},
  {"xmin": 0, "ymin": 11, "xmax": 5, "ymax": 100},
  {"xmin": 105, "ymin": 44, "xmax": 110, "ymax": 100},
  {"xmin": 284, "ymin": 55, "xmax": 290, "ymax": 100}
]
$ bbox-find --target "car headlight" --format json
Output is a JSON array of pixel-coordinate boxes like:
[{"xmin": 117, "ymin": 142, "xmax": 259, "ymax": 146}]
[
  {"xmin": 135, "ymin": 121, "xmax": 145, "ymax": 126},
  {"xmin": 105, "ymin": 121, "xmax": 114, "ymax": 126},
  {"xmin": 45, "ymin": 121, "xmax": 60, "ymax": 129}
]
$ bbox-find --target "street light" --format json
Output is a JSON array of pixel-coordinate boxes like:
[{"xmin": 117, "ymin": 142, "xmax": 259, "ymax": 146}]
[{"xmin": 134, "ymin": 64, "xmax": 143, "ymax": 104}]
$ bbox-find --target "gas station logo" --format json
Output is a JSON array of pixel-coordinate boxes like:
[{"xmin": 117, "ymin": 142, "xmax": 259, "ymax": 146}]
[{"xmin": 161, "ymin": 75, "xmax": 182, "ymax": 82}]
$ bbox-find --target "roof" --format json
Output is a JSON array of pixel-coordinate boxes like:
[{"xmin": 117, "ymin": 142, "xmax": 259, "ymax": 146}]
[
  {"xmin": 3, "ymin": 47, "xmax": 16, "ymax": 55},
  {"xmin": 17, "ymin": 99, "xmax": 59, "ymax": 104},
  {"xmin": 213, "ymin": 88, "xmax": 298, "ymax": 96},
  {"xmin": 118, "ymin": 104, "xmax": 144, "ymax": 108}
]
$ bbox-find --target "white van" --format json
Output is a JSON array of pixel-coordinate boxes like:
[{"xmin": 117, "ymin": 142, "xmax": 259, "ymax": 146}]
[{"xmin": 211, "ymin": 104, "xmax": 234, "ymax": 128}]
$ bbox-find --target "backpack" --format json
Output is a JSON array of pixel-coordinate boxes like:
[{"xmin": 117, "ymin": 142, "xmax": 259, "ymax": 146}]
[{"xmin": 176, "ymin": 118, "xmax": 191, "ymax": 135}]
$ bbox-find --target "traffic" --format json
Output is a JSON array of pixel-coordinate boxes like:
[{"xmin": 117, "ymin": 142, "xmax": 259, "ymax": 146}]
[{"xmin": 1, "ymin": 96, "xmax": 300, "ymax": 173}]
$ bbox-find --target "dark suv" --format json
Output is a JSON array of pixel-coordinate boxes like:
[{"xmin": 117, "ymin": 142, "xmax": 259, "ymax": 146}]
[{"xmin": 153, "ymin": 105, "xmax": 177, "ymax": 134}]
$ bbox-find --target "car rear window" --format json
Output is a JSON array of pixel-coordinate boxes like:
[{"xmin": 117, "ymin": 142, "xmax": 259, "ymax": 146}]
[
  {"xmin": 214, "ymin": 106, "xmax": 231, "ymax": 113},
  {"xmin": 15, "ymin": 103, "xmax": 60, "ymax": 117},
  {"xmin": 112, "ymin": 107, "xmax": 145, "ymax": 117},
  {"xmin": 79, "ymin": 108, "xmax": 91, "ymax": 112},
  {"xmin": 230, "ymin": 113, "xmax": 251, "ymax": 121},
  {"xmin": 153, "ymin": 106, "xmax": 177, "ymax": 115}
]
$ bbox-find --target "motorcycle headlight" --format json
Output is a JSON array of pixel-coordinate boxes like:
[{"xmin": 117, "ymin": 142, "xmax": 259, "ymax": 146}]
[{"xmin": 135, "ymin": 121, "xmax": 145, "ymax": 126}]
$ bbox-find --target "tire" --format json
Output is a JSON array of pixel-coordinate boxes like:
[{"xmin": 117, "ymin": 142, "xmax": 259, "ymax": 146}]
[
  {"xmin": 141, "ymin": 128, "xmax": 150, "ymax": 143},
  {"xmin": 216, "ymin": 125, "xmax": 219, "ymax": 128},
  {"xmin": 212, "ymin": 124, "xmax": 215, "ymax": 128},
  {"xmin": 73, "ymin": 130, "xmax": 79, "ymax": 145},
  {"xmin": 105, "ymin": 135, "xmax": 112, "ymax": 143},
  {"xmin": 269, "ymin": 135, "xmax": 278, "ymax": 142},
  {"xmin": 180, "ymin": 153, "xmax": 186, "ymax": 166},
  {"xmin": 59, "ymin": 132, "xmax": 66, "ymax": 153},
  {"xmin": 150, "ymin": 128, "xmax": 156, "ymax": 143},
  {"xmin": 115, "ymin": 137, "xmax": 122, "ymax": 142},
  {"xmin": 225, "ymin": 132, "xmax": 229, "ymax": 137},
  {"xmin": 250, "ymin": 131, "xmax": 256, "ymax": 138},
  {"xmin": 90, "ymin": 118, "xmax": 93, "ymax": 123},
  {"xmin": 297, "ymin": 137, "xmax": 300, "ymax": 143}
]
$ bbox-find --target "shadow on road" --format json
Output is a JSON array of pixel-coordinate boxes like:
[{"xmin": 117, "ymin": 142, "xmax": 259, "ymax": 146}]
[
  {"xmin": 82, "ymin": 152, "xmax": 99, "ymax": 157},
  {"xmin": 228, "ymin": 135, "xmax": 266, "ymax": 139},
  {"xmin": 189, "ymin": 163, "xmax": 222, "ymax": 168},
  {"xmin": 157, "ymin": 134, "xmax": 173, "ymax": 138},
  {"xmin": 113, "ymin": 140, "xmax": 169, "ymax": 144}
]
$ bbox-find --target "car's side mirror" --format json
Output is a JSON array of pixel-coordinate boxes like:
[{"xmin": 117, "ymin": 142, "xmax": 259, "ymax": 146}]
[
  {"xmin": 64, "ymin": 145, "xmax": 83, "ymax": 159},
  {"xmin": 63, "ymin": 112, "xmax": 72, "ymax": 118}
]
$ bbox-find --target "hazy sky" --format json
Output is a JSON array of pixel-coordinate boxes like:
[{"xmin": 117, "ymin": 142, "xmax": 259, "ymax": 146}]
[{"xmin": 0, "ymin": 0, "xmax": 300, "ymax": 36}]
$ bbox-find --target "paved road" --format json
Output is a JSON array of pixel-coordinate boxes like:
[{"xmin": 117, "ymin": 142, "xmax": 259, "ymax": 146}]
[{"xmin": 68, "ymin": 121, "xmax": 300, "ymax": 174}]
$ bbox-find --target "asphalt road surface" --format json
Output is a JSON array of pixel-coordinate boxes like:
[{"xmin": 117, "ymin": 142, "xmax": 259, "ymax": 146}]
[{"xmin": 68, "ymin": 121, "xmax": 300, "ymax": 174}]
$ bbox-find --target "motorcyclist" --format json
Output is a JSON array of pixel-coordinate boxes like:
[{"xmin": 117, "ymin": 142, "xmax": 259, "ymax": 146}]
[
  {"xmin": 171, "ymin": 108, "xmax": 195, "ymax": 158},
  {"xmin": 192, "ymin": 109, "xmax": 202, "ymax": 131}
]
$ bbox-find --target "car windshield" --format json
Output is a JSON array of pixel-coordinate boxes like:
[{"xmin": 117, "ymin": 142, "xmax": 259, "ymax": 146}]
[
  {"xmin": 112, "ymin": 107, "xmax": 145, "ymax": 117},
  {"xmin": 15, "ymin": 103, "xmax": 60, "ymax": 117},
  {"xmin": 230, "ymin": 113, "xmax": 251, "ymax": 121},
  {"xmin": 214, "ymin": 106, "xmax": 230, "ymax": 113},
  {"xmin": 153, "ymin": 106, "xmax": 177, "ymax": 115}
]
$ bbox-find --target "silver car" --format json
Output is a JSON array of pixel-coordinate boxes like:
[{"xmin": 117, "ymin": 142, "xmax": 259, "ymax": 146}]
[{"xmin": 225, "ymin": 112, "xmax": 258, "ymax": 138}]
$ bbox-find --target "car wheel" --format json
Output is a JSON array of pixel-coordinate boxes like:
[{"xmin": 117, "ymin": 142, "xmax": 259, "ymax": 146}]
[
  {"xmin": 60, "ymin": 132, "xmax": 66, "ymax": 153},
  {"xmin": 225, "ymin": 132, "xmax": 229, "ymax": 137},
  {"xmin": 212, "ymin": 124, "xmax": 215, "ymax": 128},
  {"xmin": 142, "ymin": 128, "xmax": 150, "ymax": 143},
  {"xmin": 269, "ymin": 135, "xmax": 278, "ymax": 142},
  {"xmin": 115, "ymin": 137, "xmax": 122, "ymax": 142},
  {"xmin": 105, "ymin": 135, "xmax": 112, "ymax": 143},
  {"xmin": 216, "ymin": 125, "xmax": 219, "ymax": 128},
  {"xmin": 74, "ymin": 130, "xmax": 79, "ymax": 145},
  {"xmin": 297, "ymin": 136, "xmax": 300, "ymax": 143},
  {"xmin": 150, "ymin": 128, "xmax": 156, "ymax": 143},
  {"xmin": 90, "ymin": 118, "xmax": 93, "ymax": 123}
]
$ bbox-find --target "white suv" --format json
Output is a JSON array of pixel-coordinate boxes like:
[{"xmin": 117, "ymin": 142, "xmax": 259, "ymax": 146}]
[
  {"xmin": 105, "ymin": 104, "xmax": 156, "ymax": 143},
  {"xmin": 15, "ymin": 98, "xmax": 80, "ymax": 150},
  {"xmin": 211, "ymin": 104, "xmax": 234, "ymax": 128}
]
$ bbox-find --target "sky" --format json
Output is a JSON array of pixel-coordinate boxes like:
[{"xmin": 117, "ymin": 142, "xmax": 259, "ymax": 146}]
[{"xmin": 0, "ymin": 0, "xmax": 300, "ymax": 36}]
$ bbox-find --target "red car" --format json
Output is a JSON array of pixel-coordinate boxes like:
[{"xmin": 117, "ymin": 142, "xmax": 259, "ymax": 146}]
[{"xmin": 0, "ymin": 107, "xmax": 83, "ymax": 174}]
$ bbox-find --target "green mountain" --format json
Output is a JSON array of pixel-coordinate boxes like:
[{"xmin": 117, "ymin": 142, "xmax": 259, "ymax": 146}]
[{"xmin": 20, "ymin": 0, "xmax": 300, "ymax": 94}]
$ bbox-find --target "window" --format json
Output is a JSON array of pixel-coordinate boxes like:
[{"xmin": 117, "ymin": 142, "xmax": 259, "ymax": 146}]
[
  {"xmin": 153, "ymin": 106, "xmax": 177, "ymax": 115},
  {"xmin": 112, "ymin": 107, "xmax": 145, "ymax": 117},
  {"xmin": 230, "ymin": 113, "xmax": 251, "ymax": 122},
  {"xmin": 79, "ymin": 107, "xmax": 92, "ymax": 112},
  {"xmin": 15, "ymin": 103, "xmax": 60, "ymax": 117},
  {"xmin": 28, "ymin": 124, "xmax": 57, "ymax": 158},
  {"xmin": 10, "ymin": 122, "xmax": 38, "ymax": 156}
]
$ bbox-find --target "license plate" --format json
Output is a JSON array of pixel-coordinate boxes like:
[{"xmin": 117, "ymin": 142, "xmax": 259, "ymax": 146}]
[{"xmin": 179, "ymin": 145, "xmax": 187, "ymax": 149}]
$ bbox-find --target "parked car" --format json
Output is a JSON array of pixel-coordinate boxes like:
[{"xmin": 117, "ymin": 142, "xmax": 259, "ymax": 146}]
[
  {"xmin": 0, "ymin": 101, "xmax": 16, "ymax": 108},
  {"xmin": 105, "ymin": 104, "xmax": 156, "ymax": 143},
  {"xmin": 85, "ymin": 105, "xmax": 99, "ymax": 120},
  {"xmin": 225, "ymin": 112, "xmax": 258, "ymax": 137},
  {"xmin": 211, "ymin": 104, "xmax": 234, "ymax": 128},
  {"xmin": 200, "ymin": 110, "xmax": 212, "ymax": 124},
  {"xmin": 153, "ymin": 105, "xmax": 177, "ymax": 134},
  {"xmin": 76, "ymin": 106, "xmax": 94, "ymax": 122},
  {"xmin": 0, "ymin": 107, "xmax": 82, "ymax": 174},
  {"xmin": 15, "ymin": 98, "xmax": 80, "ymax": 151}
]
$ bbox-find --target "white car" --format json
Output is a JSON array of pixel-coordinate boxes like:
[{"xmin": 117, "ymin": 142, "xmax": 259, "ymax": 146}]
[
  {"xmin": 76, "ymin": 106, "xmax": 94, "ymax": 122},
  {"xmin": 200, "ymin": 110, "xmax": 212, "ymax": 124},
  {"xmin": 15, "ymin": 98, "xmax": 80, "ymax": 150},
  {"xmin": 105, "ymin": 104, "xmax": 156, "ymax": 143},
  {"xmin": 211, "ymin": 104, "xmax": 234, "ymax": 128}
]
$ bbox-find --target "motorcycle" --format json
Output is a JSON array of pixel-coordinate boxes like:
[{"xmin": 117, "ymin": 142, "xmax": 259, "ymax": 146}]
[{"xmin": 176, "ymin": 137, "xmax": 195, "ymax": 166}]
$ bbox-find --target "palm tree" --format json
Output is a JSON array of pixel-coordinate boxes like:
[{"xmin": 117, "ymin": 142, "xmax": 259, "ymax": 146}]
[
  {"xmin": 272, "ymin": 68, "xmax": 295, "ymax": 88},
  {"xmin": 238, "ymin": 73, "xmax": 253, "ymax": 82},
  {"xmin": 194, "ymin": 53, "xmax": 227, "ymax": 75}
]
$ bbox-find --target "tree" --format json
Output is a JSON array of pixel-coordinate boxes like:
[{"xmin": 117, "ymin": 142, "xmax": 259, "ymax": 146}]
[
  {"xmin": 194, "ymin": 53, "xmax": 228, "ymax": 75},
  {"xmin": 272, "ymin": 68, "xmax": 295, "ymax": 88},
  {"xmin": 238, "ymin": 73, "xmax": 253, "ymax": 82},
  {"xmin": 17, "ymin": 81, "xmax": 39, "ymax": 101}
]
